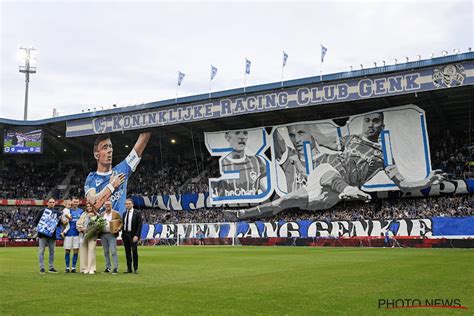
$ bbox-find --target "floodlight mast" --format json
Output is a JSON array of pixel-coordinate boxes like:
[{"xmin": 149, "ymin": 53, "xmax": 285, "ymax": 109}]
[{"xmin": 18, "ymin": 47, "xmax": 37, "ymax": 120}]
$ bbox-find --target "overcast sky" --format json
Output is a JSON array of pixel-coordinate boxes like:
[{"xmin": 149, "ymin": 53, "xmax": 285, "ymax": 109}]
[{"xmin": 0, "ymin": 0, "xmax": 472, "ymax": 121}]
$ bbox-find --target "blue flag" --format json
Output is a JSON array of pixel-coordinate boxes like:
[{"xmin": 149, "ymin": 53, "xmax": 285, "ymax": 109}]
[
  {"xmin": 282, "ymin": 51, "xmax": 288, "ymax": 67},
  {"xmin": 245, "ymin": 58, "xmax": 251, "ymax": 74},
  {"xmin": 211, "ymin": 65, "xmax": 218, "ymax": 80},
  {"xmin": 177, "ymin": 71, "xmax": 185, "ymax": 86},
  {"xmin": 321, "ymin": 45, "xmax": 328, "ymax": 63}
]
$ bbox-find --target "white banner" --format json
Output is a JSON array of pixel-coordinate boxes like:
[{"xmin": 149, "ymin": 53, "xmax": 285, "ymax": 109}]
[{"xmin": 206, "ymin": 105, "xmax": 432, "ymax": 209}]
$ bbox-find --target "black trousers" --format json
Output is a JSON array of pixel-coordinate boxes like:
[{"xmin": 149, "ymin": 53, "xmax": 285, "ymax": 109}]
[{"xmin": 122, "ymin": 231, "xmax": 138, "ymax": 271}]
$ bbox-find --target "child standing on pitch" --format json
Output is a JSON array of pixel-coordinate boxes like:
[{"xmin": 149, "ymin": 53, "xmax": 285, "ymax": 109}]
[{"xmin": 60, "ymin": 200, "xmax": 72, "ymax": 239}]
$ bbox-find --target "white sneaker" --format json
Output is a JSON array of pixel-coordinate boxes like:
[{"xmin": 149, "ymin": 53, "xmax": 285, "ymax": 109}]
[
  {"xmin": 88, "ymin": 271, "xmax": 95, "ymax": 275},
  {"xmin": 84, "ymin": 270, "xmax": 89, "ymax": 274}
]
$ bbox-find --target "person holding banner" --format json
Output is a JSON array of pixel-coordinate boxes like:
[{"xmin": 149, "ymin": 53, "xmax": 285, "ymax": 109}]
[
  {"xmin": 33, "ymin": 198, "xmax": 61, "ymax": 274},
  {"xmin": 224, "ymin": 112, "xmax": 446, "ymax": 220},
  {"xmin": 101, "ymin": 200, "xmax": 122, "ymax": 274},
  {"xmin": 84, "ymin": 132, "xmax": 151, "ymax": 216}
]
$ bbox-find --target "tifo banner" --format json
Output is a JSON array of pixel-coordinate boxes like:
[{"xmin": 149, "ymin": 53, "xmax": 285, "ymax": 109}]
[
  {"xmin": 1, "ymin": 179, "xmax": 470, "ymax": 211},
  {"xmin": 205, "ymin": 127, "xmax": 273, "ymax": 204},
  {"xmin": 132, "ymin": 193, "xmax": 211, "ymax": 210},
  {"xmin": 206, "ymin": 105, "xmax": 432, "ymax": 207},
  {"xmin": 140, "ymin": 217, "xmax": 474, "ymax": 239},
  {"xmin": 378, "ymin": 179, "xmax": 474, "ymax": 198},
  {"xmin": 131, "ymin": 180, "xmax": 473, "ymax": 211},
  {"xmin": 65, "ymin": 62, "xmax": 473, "ymax": 137}
]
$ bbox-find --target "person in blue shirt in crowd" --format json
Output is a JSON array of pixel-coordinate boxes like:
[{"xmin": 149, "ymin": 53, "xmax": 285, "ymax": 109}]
[
  {"xmin": 63, "ymin": 197, "xmax": 83, "ymax": 273},
  {"xmin": 84, "ymin": 132, "xmax": 151, "ymax": 216}
]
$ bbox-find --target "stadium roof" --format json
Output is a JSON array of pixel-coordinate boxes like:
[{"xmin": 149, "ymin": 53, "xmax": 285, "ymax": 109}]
[
  {"xmin": 1, "ymin": 52, "xmax": 472, "ymax": 126},
  {"xmin": 1, "ymin": 52, "xmax": 473, "ymax": 161}
]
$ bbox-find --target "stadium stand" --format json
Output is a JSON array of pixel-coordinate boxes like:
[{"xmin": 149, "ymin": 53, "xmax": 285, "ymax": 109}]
[
  {"xmin": 0, "ymin": 195, "xmax": 472, "ymax": 240},
  {"xmin": 430, "ymin": 130, "xmax": 473, "ymax": 179},
  {"xmin": 0, "ymin": 53, "xmax": 473, "ymax": 247},
  {"xmin": 0, "ymin": 129, "xmax": 471, "ymax": 200}
]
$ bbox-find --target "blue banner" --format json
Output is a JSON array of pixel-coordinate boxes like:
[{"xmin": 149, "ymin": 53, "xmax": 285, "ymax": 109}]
[
  {"xmin": 431, "ymin": 216, "xmax": 474, "ymax": 236},
  {"xmin": 139, "ymin": 217, "xmax": 474, "ymax": 239},
  {"xmin": 36, "ymin": 209, "xmax": 60, "ymax": 237},
  {"xmin": 131, "ymin": 193, "xmax": 211, "ymax": 211}
]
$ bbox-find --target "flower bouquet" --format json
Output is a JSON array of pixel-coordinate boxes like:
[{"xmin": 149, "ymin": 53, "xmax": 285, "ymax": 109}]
[{"xmin": 84, "ymin": 216, "xmax": 107, "ymax": 241}]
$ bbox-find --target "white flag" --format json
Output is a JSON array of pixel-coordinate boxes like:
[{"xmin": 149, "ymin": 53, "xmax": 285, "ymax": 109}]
[
  {"xmin": 282, "ymin": 51, "xmax": 288, "ymax": 67},
  {"xmin": 211, "ymin": 65, "xmax": 218, "ymax": 80},
  {"xmin": 177, "ymin": 71, "xmax": 185, "ymax": 86},
  {"xmin": 245, "ymin": 58, "xmax": 251, "ymax": 74},
  {"xmin": 321, "ymin": 45, "xmax": 328, "ymax": 63}
]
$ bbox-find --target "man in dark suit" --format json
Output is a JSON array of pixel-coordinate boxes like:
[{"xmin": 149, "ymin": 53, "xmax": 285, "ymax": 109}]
[{"xmin": 122, "ymin": 198, "xmax": 142, "ymax": 274}]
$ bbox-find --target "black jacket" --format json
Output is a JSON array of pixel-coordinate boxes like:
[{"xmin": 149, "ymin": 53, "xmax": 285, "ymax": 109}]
[{"xmin": 122, "ymin": 209, "xmax": 142, "ymax": 238}]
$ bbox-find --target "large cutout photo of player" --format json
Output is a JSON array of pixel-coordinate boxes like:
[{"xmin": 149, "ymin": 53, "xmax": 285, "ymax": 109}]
[
  {"xmin": 84, "ymin": 132, "xmax": 151, "ymax": 215},
  {"xmin": 206, "ymin": 128, "xmax": 272, "ymax": 204},
  {"xmin": 223, "ymin": 106, "xmax": 445, "ymax": 220}
]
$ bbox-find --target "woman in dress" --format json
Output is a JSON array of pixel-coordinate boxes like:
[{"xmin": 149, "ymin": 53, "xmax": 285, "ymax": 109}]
[{"xmin": 76, "ymin": 202, "xmax": 98, "ymax": 274}]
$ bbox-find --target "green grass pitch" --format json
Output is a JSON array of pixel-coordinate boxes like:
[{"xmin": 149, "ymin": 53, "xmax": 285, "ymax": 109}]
[
  {"xmin": 0, "ymin": 246, "xmax": 472, "ymax": 315},
  {"xmin": 4, "ymin": 141, "xmax": 40, "ymax": 147}
]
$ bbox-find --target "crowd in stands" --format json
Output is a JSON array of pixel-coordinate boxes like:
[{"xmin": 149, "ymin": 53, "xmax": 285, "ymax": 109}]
[
  {"xmin": 0, "ymin": 128, "xmax": 472, "ymax": 240},
  {"xmin": 256, "ymin": 195, "xmax": 473, "ymax": 223},
  {"xmin": 127, "ymin": 161, "xmax": 196, "ymax": 196},
  {"xmin": 140, "ymin": 207, "xmax": 226, "ymax": 225},
  {"xmin": 0, "ymin": 163, "xmax": 68, "ymax": 199},
  {"xmin": 66, "ymin": 167, "xmax": 88, "ymax": 200},
  {"xmin": 0, "ymin": 195, "xmax": 472, "ymax": 240},
  {"xmin": 0, "ymin": 157, "xmax": 209, "ymax": 201},
  {"xmin": 127, "ymin": 158, "xmax": 220, "ymax": 195},
  {"xmin": 0, "ymin": 129, "xmax": 472, "ymax": 201},
  {"xmin": 431, "ymin": 130, "xmax": 473, "ymax": 179},
  {"xmin": 0, "ymin": 207, "xmax": 38, "ymax": 240}
]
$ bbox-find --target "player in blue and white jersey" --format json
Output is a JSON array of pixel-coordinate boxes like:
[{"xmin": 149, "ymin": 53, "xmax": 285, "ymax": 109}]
[
  {"xmin": 84, "ymin": 132, "xmax": 151, "ymax": 216},
  {"xmin": 63, "ymin": 197, "xmax": 83, "ymax": 273}
]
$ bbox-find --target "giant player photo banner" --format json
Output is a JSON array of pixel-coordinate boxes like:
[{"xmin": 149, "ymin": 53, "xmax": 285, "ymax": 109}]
[
  {"xmin": 206, "ymin": 105, "xmax": 439, "ymax": 212},
  {"xmin": 205, "ymin": 128, "xmax": 274, "ymax": 204}
]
